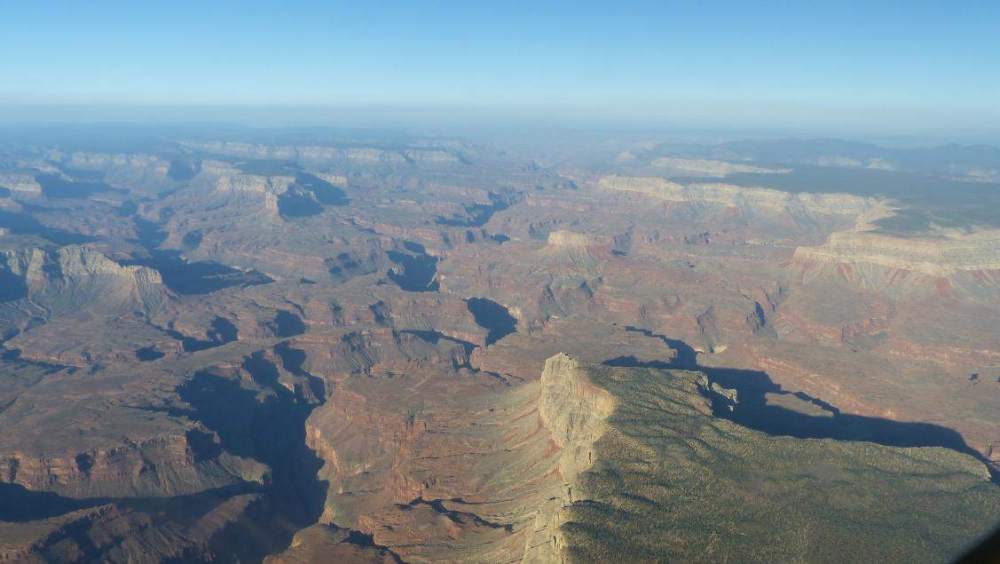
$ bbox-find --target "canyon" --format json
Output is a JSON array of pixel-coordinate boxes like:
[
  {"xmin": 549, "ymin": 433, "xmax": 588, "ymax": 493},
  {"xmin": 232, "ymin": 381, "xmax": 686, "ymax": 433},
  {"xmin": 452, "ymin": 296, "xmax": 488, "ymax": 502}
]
[{"xmin": 0, "ymin": 127, "xmax": 997, "ymax": 562}]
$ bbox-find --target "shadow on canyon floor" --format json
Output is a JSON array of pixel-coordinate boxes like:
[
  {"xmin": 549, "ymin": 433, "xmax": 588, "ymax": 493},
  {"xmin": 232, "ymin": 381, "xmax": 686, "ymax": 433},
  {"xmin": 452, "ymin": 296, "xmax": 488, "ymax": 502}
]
[
  {"xmin": 608, "ymin": 325, "xmax": 998, "ymax": 483},
  {"xmin": 127, "ymin": 216, "xmax": 273, "ymax": 295},
  {"xmin": 0, "ymin": 481, "xmax": 263, "ymax": 523},
  {"xmin": 467, "ymin": 297, "xmax": 517, "ymax": 346}
]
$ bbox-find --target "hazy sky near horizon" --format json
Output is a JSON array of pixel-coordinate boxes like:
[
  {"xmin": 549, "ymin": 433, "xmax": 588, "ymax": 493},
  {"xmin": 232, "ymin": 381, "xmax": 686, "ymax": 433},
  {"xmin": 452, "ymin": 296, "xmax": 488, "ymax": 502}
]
[{"xmin": 2, "ymin": 1, "xmax": 998, "ymax": 132}]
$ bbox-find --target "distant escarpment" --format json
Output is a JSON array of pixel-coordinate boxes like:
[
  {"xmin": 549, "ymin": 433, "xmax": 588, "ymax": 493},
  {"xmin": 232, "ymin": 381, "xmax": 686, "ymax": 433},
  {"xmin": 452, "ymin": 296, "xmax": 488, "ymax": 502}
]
[
  {"xmin": 794, "ymin": 229, "xmax": 1000, "ymax": 276},
  {"xmin": 792, "ymin": 228, "xmax": 1000, "ymax": 297},
  {"xmin": 598, "ymin": 174, "xmax": 890, "ymax": 226},
  {"xmin": 649, "ymin": 156, "xmax": 790, "ymax": 177},
  {"xmin": 182, "ymin": 141, "xmax": 463, "ymax": 166}
]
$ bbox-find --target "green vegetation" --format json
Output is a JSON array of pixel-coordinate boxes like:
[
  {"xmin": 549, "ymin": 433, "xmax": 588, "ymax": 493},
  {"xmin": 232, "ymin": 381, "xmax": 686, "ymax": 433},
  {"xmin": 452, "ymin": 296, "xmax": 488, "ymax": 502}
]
[{"xmin": 561, "ymin": 366, "xmax": 1000, "ymax": 563}]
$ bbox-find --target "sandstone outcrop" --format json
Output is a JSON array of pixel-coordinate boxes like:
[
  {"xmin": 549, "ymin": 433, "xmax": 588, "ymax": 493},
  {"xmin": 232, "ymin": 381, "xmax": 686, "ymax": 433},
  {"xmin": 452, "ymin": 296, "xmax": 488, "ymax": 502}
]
[
  {"xmin": 0, "ymin": 246, "xmax": 166, "ymax": 313},
  {"xmin": 794, "ymin": 228, "xmax": 1000, "ymax": 276}
]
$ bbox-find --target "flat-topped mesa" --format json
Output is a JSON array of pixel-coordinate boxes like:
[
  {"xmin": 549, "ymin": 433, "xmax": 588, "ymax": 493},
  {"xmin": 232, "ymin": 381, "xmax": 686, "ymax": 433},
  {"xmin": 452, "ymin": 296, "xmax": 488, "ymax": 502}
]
[
  {"xmin": 212, "ymin": 172, "xmax": 296, "ymax": 196},
  {"xmin": 794, "ymin": 229, "xmax": 1000, "ymax": 276},
  {"xmin": 184, "ymin": 163, "xmax": 296, "ymax": 216},
  {"xmin": 597, "ymin": 174, "xmax": 890, "ymax": 223}
]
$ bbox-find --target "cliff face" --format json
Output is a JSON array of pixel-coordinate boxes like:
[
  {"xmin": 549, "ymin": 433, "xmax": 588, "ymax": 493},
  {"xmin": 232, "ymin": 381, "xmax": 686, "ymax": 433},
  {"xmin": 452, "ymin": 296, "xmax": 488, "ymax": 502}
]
[
  {"xmin": 0, "ymin": 246, "xmax": 166, "ymax": 314},
  {"xmin": 291, "ymin": 348, "xmax": 616, "ymax": 563},
  {"xmin": 0, "ymin": 433, "xmax": 266, "ymax": 498},
  {"xmin": 789, "ymin": 228, "xmax": 1000, "ymax": 305},
  {"xmin": 538, "ymin": 353, "xmax": 614, "ymax": 484},
  {"xmin": 794, "ymin": 229, "xmax": 1000, "ymax": 276},
  {"xmin": 524, "ymin": 354, "xmax": 614, "ymax": 563}
]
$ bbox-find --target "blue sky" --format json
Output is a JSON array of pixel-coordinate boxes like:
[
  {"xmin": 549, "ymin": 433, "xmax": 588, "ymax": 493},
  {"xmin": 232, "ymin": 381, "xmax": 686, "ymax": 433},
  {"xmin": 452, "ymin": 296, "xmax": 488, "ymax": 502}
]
[{"xmin": 1, "ymin": 1, "xmax": 998, "ymax": 132}]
